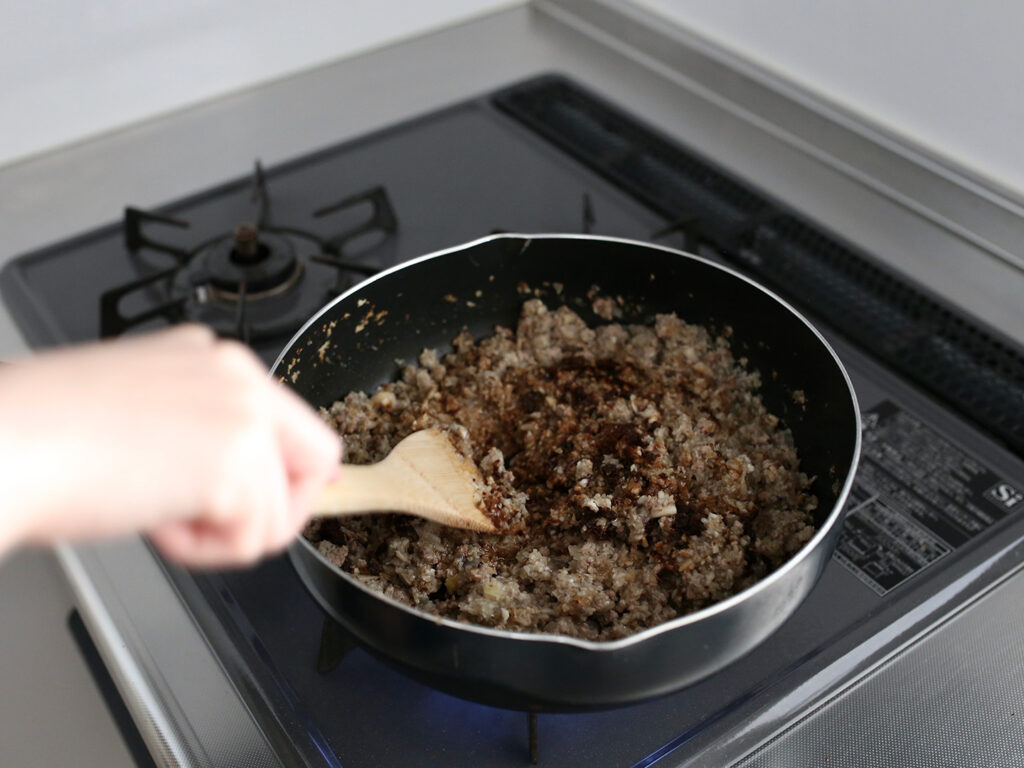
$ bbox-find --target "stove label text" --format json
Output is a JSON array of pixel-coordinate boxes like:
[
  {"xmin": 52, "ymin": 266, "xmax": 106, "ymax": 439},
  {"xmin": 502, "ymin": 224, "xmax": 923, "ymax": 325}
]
[{"xmin": 835, "ymin": 400, "xmax": 1021, "ymax": 596}]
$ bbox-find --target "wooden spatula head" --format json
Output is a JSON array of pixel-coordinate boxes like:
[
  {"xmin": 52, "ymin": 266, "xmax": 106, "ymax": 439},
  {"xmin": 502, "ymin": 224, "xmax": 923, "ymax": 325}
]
[{"xmin": 313, "ymin": 429, "xmax": 496, "ymax": 533}]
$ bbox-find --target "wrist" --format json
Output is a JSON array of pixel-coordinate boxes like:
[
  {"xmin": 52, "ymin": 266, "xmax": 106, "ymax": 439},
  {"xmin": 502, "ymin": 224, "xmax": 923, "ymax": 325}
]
[
  {"xmin": 0, "ymin": 366, "xmax": 53, "ymax": 550},
  {"xmin": 0, "ymin": 448, "xmax": 36, "ymax": 555}
]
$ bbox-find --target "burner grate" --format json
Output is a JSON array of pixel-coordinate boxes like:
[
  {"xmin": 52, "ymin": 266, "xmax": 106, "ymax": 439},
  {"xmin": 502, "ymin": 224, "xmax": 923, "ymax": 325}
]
[{"xmin": 101, "ymin": 162, "xmax": 398, "ymax": 342}]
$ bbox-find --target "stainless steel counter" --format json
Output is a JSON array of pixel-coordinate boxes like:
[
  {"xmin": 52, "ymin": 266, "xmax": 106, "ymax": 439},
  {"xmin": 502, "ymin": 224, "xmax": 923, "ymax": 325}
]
[
  {"xmin": 0, "ymin": 548, "xmax": 135, "ymax": 766},
  {"xmin": 1, "ymin": 2, "xmax": 1022, "ymax": 765}
]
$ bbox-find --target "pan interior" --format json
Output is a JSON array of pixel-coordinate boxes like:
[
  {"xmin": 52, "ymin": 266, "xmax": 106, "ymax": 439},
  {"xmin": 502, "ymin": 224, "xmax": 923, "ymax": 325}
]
[{"xmin": 278, "ymin": 235, "xmax": 858, "ymax": 527}]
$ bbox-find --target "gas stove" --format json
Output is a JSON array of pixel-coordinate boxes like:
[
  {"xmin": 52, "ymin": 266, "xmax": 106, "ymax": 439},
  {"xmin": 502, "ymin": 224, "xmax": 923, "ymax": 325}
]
[{"xmin": 3, "ymin": 3, "xmax": 1024, "ymax": 767}]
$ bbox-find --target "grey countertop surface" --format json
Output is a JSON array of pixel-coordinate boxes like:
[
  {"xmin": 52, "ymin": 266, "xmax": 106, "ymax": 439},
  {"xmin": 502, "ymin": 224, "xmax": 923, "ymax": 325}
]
[
  {"xmin": 1, "ymin": 3, "xmax": 1022, "ymax": 766},
  {"xmin": 0, "ymin": 547, "xmax": 136, "ymax": 766}
]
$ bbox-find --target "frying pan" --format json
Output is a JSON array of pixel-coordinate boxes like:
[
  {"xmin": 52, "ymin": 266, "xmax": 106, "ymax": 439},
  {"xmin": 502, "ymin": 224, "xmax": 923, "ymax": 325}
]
[{"xmin": 274, "ymin": 234, "xmax": 860, "ymax": 712}]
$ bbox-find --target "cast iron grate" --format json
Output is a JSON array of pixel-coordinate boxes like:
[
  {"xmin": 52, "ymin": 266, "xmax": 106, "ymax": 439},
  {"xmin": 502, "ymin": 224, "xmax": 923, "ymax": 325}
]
[
  {"xmin": 101, "ymin": 161, "xmax": 397, "ymax": 343},
  {"xmin": 494, "ymin": 76, "xmax": 767, "ymax": 249}
]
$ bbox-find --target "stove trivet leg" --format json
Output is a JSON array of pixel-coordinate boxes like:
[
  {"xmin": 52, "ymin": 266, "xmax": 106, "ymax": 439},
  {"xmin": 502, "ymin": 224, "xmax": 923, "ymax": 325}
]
[
  {"xmin": 582, "ymin": 192, "xmax": 595, "ymax": 234},
  {"xmin": 650, "ymin": 215, "xmax": 701, "ymax": 253},
  {"xmin": 249, "ymin": 160, "xmax": 270, "ymax": 227},
  {"xmin": 528, "ymin": 712, "xmax": 538, "ymax": 765},
  {"xmin": 234, "ymin": 280, "xmax": 251, "ymax": 345},
  {"xmin": 313, "ymin": 185, "xmax": 398, "ymax": 256},
  {"xmin": 316, "ymin": 616, "xmax": 356, "ymax": 674}
]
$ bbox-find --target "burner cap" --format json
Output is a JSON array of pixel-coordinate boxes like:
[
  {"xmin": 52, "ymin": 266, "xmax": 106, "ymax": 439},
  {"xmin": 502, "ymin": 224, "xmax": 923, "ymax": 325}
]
[
  {"xmin": 231, "ymin": 223, "xmax": 264, "ymax": 264},
  {"xmin": 199, "ymin": 228, "xmax": 300, "ymax": 297}
]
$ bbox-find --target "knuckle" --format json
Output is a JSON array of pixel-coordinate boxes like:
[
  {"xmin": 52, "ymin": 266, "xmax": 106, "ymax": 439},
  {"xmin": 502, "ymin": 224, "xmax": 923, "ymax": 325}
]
[
  {"xmin": 204, "ymin": 478, "xmax": 240, "ymax": 524},
  {"xmin": 236, "ymin": 533, "xmax": 264, "ymax": 566},
  {"xmin": 312, "ymin": 431, "xmax": 342, "ymax": 470},
  {"xmin": 275, "ymin": 512, "xmax": 301, "ymax": 550},
  {"xmin": 211, "ymin": 340, "xmax": 261, "ymax": 377},
  {"xmin": 263, "ymin": 528, "xmax": 290, "ymax": 556},
  {"xmin": 173, "ymin": 323, "xmax": 216, "ymax": 346},
  {"xmin": 308, "ymin": 417, "xmax": 343, "ymax": 460}
]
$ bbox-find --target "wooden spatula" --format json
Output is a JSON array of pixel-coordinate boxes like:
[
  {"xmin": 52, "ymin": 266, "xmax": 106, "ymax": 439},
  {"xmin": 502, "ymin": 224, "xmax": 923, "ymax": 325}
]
[{"xmin": 312, "ymin": 428, "xmax": 496, "ymax": 532}]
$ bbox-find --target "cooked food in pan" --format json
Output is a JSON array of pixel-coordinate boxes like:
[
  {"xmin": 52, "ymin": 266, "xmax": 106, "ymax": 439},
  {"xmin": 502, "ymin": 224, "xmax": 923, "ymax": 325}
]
[{"xmin": 304, "ymin": 298, "xmax": 816, "ymax": 640}]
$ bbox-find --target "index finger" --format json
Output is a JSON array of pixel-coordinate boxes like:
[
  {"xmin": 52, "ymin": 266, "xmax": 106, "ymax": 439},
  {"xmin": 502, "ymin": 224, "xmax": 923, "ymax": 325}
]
[{"xmin": 267, "ymin": 381, "xmax": 343, "ymax": 518}]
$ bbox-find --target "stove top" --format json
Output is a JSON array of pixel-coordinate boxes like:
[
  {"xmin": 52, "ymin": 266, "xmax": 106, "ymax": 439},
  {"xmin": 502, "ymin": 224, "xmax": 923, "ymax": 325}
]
[
  {"xmin": 6, "ymin": 72, "xmax": 1024, "ymax": 767},
  {"xmin": 1, "ymin": 78, "xmax": 666, "ymax": 364}
]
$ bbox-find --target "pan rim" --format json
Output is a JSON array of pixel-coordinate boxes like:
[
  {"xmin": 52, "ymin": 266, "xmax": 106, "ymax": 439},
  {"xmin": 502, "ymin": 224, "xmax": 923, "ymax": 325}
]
[{"xmin": 277, "ymin": 232, "xmax": 862, "ymax": 652}]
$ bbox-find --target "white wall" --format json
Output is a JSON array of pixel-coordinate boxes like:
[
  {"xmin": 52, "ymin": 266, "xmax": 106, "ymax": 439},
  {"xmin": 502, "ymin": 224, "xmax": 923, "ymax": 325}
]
[
  {"xmin": 0, "ymin": 1, "xmax": 516, "ymax": 169},
  {"xmin": 632, "ymin": 0, "xmax": 1024, "ymax": 197},
  {"xmin": 6, "ymin": 0, "xmax": 1024, "ymax": 198}
]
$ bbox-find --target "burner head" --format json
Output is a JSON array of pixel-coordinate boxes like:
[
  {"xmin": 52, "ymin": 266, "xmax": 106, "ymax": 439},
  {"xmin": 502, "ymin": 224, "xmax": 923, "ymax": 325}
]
[
  {"xmin": 167, "ymin": 226, "xmax": 334, "ymax": 341},
  {"xmin": 160, "ymin": 222, "xmax": 388, "ymax": 342},
  {"xmin": 231, "ymin": 223, "xmax": 263, "ymax": 263},
  {"xmin": 200, "ymin": 227, "xmax": 302, "ymax": 297}
]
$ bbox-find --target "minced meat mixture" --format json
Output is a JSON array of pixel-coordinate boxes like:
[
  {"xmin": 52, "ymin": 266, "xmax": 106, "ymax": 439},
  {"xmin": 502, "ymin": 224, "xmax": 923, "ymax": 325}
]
[{"xmin": 305, "ymin": 299, "xmax": 817, "ymax": 640}]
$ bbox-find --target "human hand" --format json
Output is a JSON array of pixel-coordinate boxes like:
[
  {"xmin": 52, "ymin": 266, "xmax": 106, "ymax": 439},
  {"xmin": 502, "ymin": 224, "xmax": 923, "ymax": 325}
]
[{"xmin": 0, "ymin": 325, "xmax": 341, "ymax": 568}]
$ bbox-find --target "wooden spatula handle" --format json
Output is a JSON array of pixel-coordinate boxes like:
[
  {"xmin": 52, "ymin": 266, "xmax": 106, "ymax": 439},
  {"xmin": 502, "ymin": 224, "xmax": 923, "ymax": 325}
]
[{"xmin": 313, "ymin": 464, "xmax": 405, "ymax": 516}]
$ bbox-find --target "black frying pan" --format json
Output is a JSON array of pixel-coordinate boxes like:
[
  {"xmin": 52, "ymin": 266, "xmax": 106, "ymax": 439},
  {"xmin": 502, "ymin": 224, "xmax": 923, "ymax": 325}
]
[{"xmin": 274, "ymin": 234, "xmax": 860, "ymax": 712}]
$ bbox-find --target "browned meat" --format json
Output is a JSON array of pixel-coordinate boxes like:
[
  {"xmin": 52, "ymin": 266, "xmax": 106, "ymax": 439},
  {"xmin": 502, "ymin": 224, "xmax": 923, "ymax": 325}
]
[{"xmin": 305, "ymin": 299, "xmax": 816, "ymax": 640}]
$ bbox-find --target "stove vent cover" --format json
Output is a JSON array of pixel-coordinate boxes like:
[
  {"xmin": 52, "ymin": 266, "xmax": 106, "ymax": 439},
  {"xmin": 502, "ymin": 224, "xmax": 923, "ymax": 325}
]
[{"xmin": 497, "ymin": 75, "xmax": 1024, "ymax": 459}]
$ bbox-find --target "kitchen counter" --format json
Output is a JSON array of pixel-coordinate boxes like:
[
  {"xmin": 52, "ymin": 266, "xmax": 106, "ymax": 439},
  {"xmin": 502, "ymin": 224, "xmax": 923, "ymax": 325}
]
[
  {"xmin": 0, "ymin": 548, "xmax": 136, "ymax": 766},
  {"xmin": 1, "ymin": 2, "xmax": 1022, "ymax": 766}
]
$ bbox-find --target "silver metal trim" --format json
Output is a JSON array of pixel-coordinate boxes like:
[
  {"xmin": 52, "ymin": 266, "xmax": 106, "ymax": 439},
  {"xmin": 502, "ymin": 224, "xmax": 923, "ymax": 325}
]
[
  {"xmin": 669, "ymin": 532, "xmax": 1024, "ymax": 767},
  {"xmin": 727, "ymin": 540, "xmax": 1024, "ymax": 767},
  {"xmin": 275, "ymin": 232, "xmax": 862, "ymax": 652},
  {"xmin": 57, "ymin": 538, "xmax": 289, "ymax": 768},
  {"xmin": 539, "ymin": 0, "xmax": 1024, "ymax": 274},
  {"xmin": 56, "ymin": 542, "xmax": 191, "ymax": 768}
]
